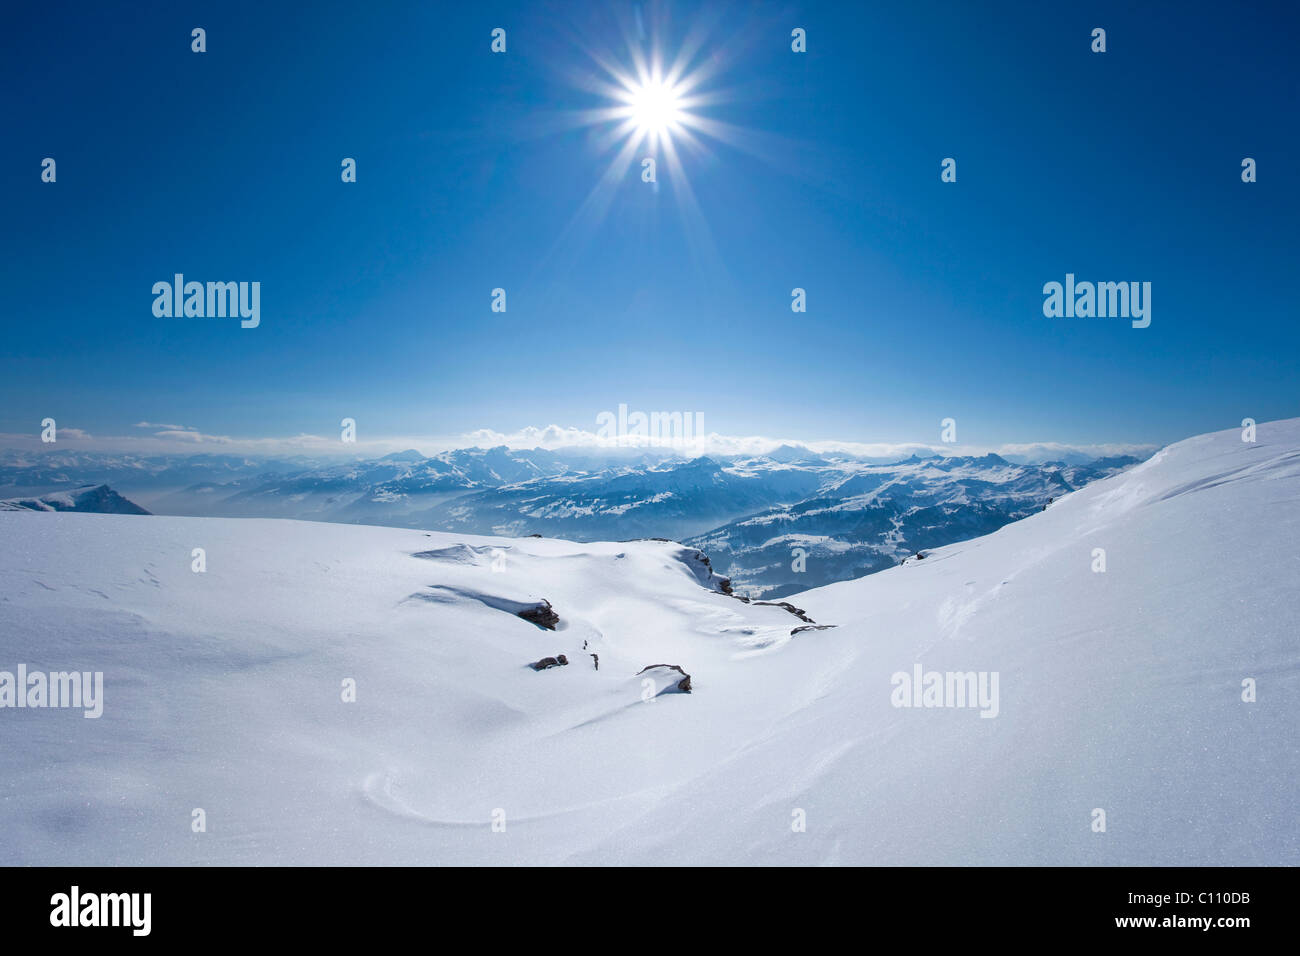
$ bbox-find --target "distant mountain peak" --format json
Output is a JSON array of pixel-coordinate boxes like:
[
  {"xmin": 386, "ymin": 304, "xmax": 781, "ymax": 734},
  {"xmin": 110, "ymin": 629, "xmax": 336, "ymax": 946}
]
[
  {"xmin": 0, "ymin": 484, "xmax": 150, "ymax": 515},
  {"xmin": 765, "ymin": 443, "xmax": 820, "ymax": 464},
  {"xmin": 684, "ymin": 455, "xmax": 721, "ymax": 469}
]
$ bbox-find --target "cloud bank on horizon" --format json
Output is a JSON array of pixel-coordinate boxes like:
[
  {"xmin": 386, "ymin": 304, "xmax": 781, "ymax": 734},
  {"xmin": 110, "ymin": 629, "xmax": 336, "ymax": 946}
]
[{"xmin": 0, "ymin": 419, "xmax": 1156, "ymax": 464}]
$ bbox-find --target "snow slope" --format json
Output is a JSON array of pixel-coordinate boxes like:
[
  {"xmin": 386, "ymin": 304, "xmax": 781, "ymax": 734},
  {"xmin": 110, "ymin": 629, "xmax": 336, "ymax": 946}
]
[{"xmin": 0, "ymin": 420, "xmax": 1296, "ymax": 865}]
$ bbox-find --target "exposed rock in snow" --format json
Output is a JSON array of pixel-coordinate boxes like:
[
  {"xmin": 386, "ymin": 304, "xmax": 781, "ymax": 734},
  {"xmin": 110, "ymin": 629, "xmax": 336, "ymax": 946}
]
[
  {"xmin": 790, "ymin": 624, "xmax": 836, "ymax": 635},
  {"xmin": 637, "ymin": 664, "xmax": 692, "ymax": 693},
  {"xmin": 403, "ymin": 586, "xmax": 559, "ymax": 632},
  {"xmin": 517, "ymin": 599, "xmax": 559, "ymax": 630},
  {"xmin": 679, "ymin": 549, "xmax": 733, "ymax": 595},
  {"xmin": 750, "ymin": 600, "xmax": 814, "ymax": 623}
]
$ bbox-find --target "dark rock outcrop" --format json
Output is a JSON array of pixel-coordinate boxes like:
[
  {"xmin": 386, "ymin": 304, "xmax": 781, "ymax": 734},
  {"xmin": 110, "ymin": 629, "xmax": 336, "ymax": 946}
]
[
  {"xmin": 530, "ymin": 654, "xmax": 568, "ymax": 671},
  {"xmin": 752, "ymin": 600, "xmax": 813, "ymax": 623},
  {"xmin": 723, "ymin": 594, "xmax": 814, "ymax": 623},
  {"xmin": 517, "ymin": 599, "xmax": 559, "ymax": 630},
  {"xmin": 791, "ymin": 624, "xmax": 836, "ymax": 636},
  {"xmin": 684, "ymin": 549, "xmax": 733, "ymax": 595}
]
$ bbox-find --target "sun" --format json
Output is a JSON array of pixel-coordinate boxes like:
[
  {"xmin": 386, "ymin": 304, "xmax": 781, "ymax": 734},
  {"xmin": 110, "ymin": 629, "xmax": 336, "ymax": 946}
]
[
  {"xmin": 625, "ymin": 77, "xmax": 684, "ymax": 135},
  {"xmin": 541, "ymin": 13, "xmax": 762, "ymax": 268}
]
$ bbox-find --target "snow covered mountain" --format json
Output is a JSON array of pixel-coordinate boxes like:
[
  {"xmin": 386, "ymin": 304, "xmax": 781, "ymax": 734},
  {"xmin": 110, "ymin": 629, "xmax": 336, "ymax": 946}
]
[
  {"xmin": 0, "ymin": 419, "xmax": 1295, "ymax": 865},
  {"xmin": 409, "ymin": 454, "xmax": 823, "ymax": 542},
  {"xmin": 0, "ymin": 447, "xmax": 572, "ymax": 521},
  {"xmin": 167, "ymin": 446, "xmax": 574, "ymax": 524},
  {"xmin": 0, "ymin": 451, "xmax": 312, "ymax": 494},
  {"xmin": 0, "ymin": 448, "xmax": 1137, "ymax": 597},
  {"xmin": 0, "ymin": 484, "xmax": 149, "ymax": 515},
  {"xmin": 685, "ymin": 453, "xmax": 1137, "ymax": 597}
]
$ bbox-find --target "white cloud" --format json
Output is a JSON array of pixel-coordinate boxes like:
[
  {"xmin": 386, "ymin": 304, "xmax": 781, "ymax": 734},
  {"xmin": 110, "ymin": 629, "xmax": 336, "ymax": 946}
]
[
  {"xmin": 132, "ymin": 421, "xmax": 196, "ymax": 432},
  {"xmin": 0, "ymin": 422, "xmax": 1158, "ymax": 463},
  {"xmin": 448, "ymin": 425, "xmax": 1155, "ymax": 462}
]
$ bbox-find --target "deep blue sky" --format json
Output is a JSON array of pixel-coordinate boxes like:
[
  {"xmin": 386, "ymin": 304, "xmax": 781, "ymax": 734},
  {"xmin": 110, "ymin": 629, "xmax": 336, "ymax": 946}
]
[{"xmin": 2, "ymin": 0, "xmax": 1296, "ymax": 452}]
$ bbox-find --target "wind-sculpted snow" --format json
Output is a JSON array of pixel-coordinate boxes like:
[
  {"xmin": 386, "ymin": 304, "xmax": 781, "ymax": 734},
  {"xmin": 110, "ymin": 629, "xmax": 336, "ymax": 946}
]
[{"xmin": 0, "ymin": 421, "xmax": 1295, "ymax": 864}]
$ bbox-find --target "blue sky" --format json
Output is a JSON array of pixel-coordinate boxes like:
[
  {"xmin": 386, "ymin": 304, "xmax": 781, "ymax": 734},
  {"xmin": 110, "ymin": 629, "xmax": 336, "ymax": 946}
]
[{"xmin": 2, "ymin": 0, "xmax": 1297, "ymax": 455}]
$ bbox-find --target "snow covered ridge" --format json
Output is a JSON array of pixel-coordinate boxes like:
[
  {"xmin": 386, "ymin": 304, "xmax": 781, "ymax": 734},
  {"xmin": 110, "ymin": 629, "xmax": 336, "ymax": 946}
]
[
  {"xmin": 0, "ymin": 419, "xmax": 1296, "ymax": 864},
  {"xmin": 0, "ymin": 484, "xmax": 149, "ymax": 515}
]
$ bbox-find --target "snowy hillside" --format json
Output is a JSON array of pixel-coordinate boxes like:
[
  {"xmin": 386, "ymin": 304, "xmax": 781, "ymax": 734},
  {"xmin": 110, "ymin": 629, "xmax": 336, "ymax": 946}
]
[{"xmin": 0, "ymin": 420, "xmax": 1295, "ymax": 865}]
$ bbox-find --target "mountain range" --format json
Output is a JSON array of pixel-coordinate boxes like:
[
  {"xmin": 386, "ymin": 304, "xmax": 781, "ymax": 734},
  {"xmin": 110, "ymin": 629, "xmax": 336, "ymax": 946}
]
[{"xmin": 0, "ymin": 445, "xmax": 1139, "ymax": 597}]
